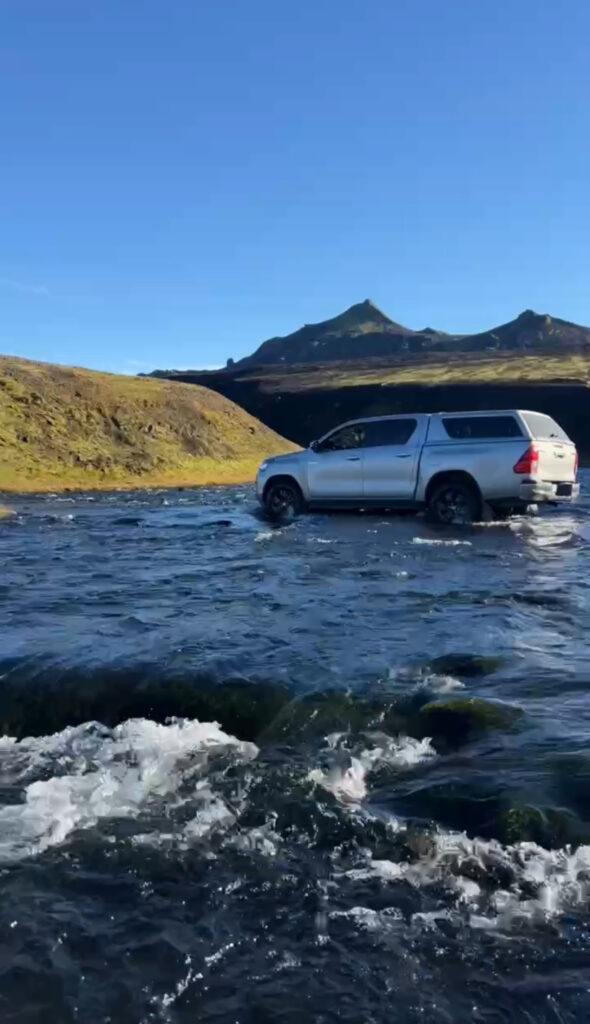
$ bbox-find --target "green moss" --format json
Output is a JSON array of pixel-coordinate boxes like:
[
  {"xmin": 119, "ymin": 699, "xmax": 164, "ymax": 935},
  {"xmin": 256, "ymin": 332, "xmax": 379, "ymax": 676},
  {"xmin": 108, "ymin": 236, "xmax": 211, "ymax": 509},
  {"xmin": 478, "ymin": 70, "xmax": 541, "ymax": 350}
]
[
  {"xmin": 250, "ymin": 350, "xmax": 590, "ymax": 393},
  {"xmin": 417, "ymin": 696, "xmax": 523, "ymax": 748},
  {"xmin": 499, "ymin": 803, "xmax": 587, "ymax": 848},
  {"xmin": 0, "ymin": 355, "xmax": 296, "ymax": 492}
]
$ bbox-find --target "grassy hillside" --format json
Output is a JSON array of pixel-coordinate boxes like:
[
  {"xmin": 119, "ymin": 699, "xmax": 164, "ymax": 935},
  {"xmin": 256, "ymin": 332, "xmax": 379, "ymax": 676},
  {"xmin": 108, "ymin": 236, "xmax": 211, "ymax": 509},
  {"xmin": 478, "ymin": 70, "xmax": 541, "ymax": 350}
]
[{"xmin": 0, "ymin": 355, "xmax": 296, "ymax": 493}]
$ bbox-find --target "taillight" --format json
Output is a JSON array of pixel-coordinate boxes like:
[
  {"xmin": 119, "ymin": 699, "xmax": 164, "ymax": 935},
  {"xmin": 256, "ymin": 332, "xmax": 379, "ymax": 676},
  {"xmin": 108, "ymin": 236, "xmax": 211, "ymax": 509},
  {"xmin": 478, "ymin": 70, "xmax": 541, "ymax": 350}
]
[
  {"xmin": 513, "ymin": 444, "xmax": 539, "ymax": 474},
  {"xmin": 574, "ymin": 450, "xmax": 579, "ymax": 477}
]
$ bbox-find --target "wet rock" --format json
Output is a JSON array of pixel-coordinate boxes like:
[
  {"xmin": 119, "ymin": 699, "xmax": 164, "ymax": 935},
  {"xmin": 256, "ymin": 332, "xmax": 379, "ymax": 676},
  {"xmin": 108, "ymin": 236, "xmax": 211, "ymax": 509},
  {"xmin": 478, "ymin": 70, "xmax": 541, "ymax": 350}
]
[
  {"xmin": 417, "ymin": 696, "xmax": 523, "ymax": 748},
  {"xmin": 404, "ymin": 826, "xmax": 437, "ymax": 861},
  {"xmin": 260, "ymin": 690, "xmax": 385, "ymax": 742},
  {"xmin": 0, "ymin": 505, "xmax": 16, "ymax": 520},
  {"xmin": 429, "ymin": 654, "xmax": 505, "ymax": 678},
  {"xmin": 500, "ymin": 803, "xmax": 589, "ymax": 849}
]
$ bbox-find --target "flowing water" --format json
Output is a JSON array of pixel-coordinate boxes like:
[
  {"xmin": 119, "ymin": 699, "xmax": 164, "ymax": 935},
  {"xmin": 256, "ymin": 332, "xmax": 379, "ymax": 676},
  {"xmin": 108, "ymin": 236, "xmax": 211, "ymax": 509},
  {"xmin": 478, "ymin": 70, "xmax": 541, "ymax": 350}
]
[{"xmin": 1, "ymin": 477, "xmax": 589, "ymax": 1023}]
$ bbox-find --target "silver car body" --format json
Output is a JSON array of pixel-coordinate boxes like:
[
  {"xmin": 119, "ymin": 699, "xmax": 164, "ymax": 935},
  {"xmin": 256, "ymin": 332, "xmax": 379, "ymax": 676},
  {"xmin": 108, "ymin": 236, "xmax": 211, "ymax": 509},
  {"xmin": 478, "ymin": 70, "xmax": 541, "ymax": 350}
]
[{"xmin": 256, "ymin": 409, "xmax": 580, "ymax": 511}]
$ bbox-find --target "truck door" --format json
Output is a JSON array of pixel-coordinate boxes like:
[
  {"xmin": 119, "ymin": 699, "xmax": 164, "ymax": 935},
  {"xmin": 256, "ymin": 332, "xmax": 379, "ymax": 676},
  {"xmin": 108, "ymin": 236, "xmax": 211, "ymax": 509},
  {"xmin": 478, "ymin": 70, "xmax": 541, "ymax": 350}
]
[{"xmin": 362, "ymin": 417, "xmax": 425, "ymax": 500}]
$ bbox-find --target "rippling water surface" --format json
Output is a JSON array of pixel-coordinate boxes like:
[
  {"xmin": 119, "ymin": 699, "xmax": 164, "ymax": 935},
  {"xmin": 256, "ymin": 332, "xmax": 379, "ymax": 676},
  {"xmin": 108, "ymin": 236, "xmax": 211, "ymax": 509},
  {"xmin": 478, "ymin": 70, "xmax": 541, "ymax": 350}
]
[{"xmin": 1, "ymin": 477, "xmax": 589, "ymax": 1022}]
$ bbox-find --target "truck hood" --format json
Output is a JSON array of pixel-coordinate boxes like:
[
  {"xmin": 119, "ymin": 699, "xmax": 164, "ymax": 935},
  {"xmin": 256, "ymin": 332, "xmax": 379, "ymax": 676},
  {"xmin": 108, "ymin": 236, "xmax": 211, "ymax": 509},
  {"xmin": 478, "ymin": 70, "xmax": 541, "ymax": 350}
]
[{"xmin": 261, "ymin": 451, "xmax": 305, "ymax": 469}]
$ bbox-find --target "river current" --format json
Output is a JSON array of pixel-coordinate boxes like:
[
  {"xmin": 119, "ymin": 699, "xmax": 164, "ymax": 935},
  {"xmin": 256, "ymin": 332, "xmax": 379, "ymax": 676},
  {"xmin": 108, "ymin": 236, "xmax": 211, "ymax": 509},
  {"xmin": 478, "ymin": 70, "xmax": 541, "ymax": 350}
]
[{"xmin": 1, "ymin": 476, "xmax": 589, "ymax": 1022}]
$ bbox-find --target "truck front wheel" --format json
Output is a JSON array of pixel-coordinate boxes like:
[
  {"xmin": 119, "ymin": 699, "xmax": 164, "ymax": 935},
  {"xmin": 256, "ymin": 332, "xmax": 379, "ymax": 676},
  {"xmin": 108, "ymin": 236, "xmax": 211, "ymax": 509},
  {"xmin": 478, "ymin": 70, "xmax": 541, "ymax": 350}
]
[{"xmin": 263, "ymin": 478, "xmax": 304, "ymax": 522}]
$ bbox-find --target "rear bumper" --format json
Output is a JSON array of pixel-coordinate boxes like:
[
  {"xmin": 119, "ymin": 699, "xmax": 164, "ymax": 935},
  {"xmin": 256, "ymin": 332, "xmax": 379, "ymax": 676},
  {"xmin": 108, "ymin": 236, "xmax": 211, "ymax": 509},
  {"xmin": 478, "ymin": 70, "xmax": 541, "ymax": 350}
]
[{"xmin": 519, "ymin": 481, "xmax": 580, "ymax": 503}]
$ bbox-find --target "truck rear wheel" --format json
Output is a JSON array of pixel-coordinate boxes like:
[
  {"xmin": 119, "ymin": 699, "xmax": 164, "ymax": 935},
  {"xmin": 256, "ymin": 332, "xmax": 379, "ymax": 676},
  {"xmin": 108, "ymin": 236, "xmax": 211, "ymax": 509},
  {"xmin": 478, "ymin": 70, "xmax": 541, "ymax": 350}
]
[{"xmin": 427, "ymin": 478, "xmax": 481, "ymax": 525}]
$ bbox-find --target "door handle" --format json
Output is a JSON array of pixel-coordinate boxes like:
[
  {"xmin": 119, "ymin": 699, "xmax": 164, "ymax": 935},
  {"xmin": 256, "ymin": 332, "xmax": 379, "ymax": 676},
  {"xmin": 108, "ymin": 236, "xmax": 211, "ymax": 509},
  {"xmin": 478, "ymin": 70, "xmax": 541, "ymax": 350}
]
[
  {"xmin": 346, "ymin": 456, "xmax": 361, "ymax": 461},
  {"xmin": 396, "ymin": 454, "xmax": 411, "ymax": 459}
]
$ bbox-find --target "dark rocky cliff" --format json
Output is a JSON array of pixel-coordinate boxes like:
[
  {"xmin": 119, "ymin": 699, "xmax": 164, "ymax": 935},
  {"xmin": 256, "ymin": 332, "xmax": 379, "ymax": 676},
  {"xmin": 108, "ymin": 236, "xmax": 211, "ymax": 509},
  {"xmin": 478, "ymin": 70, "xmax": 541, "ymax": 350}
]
[{"xmin": 166, "ymin": 369, "xmax": 590, "ymax": 458}]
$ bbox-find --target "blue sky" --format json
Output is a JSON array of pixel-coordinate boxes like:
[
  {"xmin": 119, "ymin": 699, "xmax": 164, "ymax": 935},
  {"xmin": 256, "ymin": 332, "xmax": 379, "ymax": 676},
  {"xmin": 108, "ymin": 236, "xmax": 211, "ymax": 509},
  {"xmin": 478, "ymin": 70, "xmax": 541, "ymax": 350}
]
[{"xmin": 1, "ymin": 0, "xmax": 589, "ymax": 373}]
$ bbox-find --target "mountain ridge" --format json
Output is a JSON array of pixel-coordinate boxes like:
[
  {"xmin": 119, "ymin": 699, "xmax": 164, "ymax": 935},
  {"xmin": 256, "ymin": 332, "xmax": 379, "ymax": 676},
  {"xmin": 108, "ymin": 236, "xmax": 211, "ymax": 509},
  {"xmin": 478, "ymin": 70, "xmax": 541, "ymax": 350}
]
[
  {"xmin": 148, "ymin": 302, "xmax": 590, "ymax": 377},
  {"xmin": 236, "ymin": 303, "xmax": 590, "ymax": 367}
]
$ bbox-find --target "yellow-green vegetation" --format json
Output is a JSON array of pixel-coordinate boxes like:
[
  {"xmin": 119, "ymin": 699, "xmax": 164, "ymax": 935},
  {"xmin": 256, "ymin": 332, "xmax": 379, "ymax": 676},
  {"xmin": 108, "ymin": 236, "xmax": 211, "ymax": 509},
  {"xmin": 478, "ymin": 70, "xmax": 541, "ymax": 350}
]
[
  {"xmin": 0, "ymin": 355, "xmax": 296, "ymax": 492},
  {"xmin": 250, "ymin": 350, "xmax": 590, "ymax": 393}
]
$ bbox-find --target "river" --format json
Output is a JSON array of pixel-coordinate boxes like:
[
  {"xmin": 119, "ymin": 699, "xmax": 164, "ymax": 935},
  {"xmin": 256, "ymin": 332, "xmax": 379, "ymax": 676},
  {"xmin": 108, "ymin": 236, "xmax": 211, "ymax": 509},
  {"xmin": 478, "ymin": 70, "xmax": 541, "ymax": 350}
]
[{"xmin": 1, "ymin": 477, "xmax": 589, "ymax": 1022}]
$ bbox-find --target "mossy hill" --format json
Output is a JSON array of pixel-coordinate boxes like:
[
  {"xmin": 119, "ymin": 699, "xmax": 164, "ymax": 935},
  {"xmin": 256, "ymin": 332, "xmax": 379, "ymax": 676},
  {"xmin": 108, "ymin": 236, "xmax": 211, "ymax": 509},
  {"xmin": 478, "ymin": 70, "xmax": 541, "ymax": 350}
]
[{"xmin": 0, "ymin": 355, "xmax": 295, "ymax": 493}]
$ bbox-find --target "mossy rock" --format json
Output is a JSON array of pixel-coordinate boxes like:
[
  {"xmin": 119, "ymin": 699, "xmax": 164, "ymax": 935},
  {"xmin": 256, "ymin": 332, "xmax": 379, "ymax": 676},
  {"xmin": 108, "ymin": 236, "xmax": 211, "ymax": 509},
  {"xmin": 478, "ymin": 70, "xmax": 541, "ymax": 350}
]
[
  {"xmin": 500, "ymin": 802, "xmax": 588, "ymax": 848},
  {"xmin": 430, "ymin": 654, "xmax": 505, "ymax": 678},
  {"xmin": 259, "ymin": 690, "xmax": 386, "ymax": 742},
  {"xmin": 417, "ymin": 696, "xmax": 523, "ymax": 748}
]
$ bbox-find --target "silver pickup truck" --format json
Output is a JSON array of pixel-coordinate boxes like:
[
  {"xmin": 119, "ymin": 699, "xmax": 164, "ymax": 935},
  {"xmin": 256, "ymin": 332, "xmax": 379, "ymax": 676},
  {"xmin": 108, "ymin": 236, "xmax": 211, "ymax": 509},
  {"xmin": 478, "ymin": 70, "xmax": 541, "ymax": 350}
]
[{"xmin": 257, "ymin": 409, "xmax": 580, "ymax": 524}]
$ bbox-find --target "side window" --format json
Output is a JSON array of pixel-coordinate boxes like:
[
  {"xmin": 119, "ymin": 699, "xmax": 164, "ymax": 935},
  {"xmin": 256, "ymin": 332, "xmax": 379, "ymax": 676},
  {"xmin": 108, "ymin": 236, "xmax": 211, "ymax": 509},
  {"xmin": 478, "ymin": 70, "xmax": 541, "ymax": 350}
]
[
  {"xmin": 319, "ymin": 423, "xmax": 366, "ymax": 451},
  {"xmin": 442, "ymin": 416, "xmax": 523, "ymax": 440},
  {"xmin": 364, "ymin": 419, "xmax": 417, "ymax": 447}
]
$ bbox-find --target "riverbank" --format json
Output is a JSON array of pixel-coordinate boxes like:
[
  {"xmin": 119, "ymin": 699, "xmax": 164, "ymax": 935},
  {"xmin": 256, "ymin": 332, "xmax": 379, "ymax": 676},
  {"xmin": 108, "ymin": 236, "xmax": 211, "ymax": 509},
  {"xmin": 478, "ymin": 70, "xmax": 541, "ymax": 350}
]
[{"xmin": 0, "ymin": 457, "xmax": 271, "ymax": 494}]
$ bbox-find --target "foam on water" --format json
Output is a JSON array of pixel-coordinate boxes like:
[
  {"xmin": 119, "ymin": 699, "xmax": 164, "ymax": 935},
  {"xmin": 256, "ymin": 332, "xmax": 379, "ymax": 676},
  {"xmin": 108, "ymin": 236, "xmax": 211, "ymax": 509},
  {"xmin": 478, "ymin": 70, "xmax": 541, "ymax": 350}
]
[
  {"xmin": 255, "ymin": 530, "xmax": 283, "ymax": 542},
  {"xmin": 0, "ymin": 718, "xmax": 258, "ymax": 862},
  {"xmin": 341, "ymin": 824, "xmax": 590, "ymax": 932},
  {"xmin": 386, "ymin": 665, "xmax": 465, "ymax": 692},
  {"xmin": 308, "ymin": 734, "xmax": 436, "ymax": 804},
  {"xmin": 411, "ymin": 537, "xmax": 472, "ymax": 546},
  {"xmin": 510, "ymin": 514, "xmax": 585, "ymax": 548}
]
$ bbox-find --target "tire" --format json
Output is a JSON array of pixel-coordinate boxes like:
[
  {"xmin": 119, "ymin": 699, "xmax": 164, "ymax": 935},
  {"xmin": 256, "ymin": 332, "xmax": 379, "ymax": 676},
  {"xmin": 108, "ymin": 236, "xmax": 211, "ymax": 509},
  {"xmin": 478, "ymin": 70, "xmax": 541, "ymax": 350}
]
[
  {"xmin": 427, "ymin": 478, "xmax": 481, "ymax": 525},
  {"xmin": 263, "ymin": 479, "xmax": 304, "ymax": 522}
]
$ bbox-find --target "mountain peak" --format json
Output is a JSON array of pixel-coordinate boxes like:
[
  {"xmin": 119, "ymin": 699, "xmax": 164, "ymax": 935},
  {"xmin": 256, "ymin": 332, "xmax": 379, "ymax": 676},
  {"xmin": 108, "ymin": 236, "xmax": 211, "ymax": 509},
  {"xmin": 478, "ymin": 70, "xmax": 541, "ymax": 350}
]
[
  {"xmin": 349, "ymin": 298, "xmax": 391, "ymax": 321},
  {"xmin": 517, "ymin": 308, "xmax": 540, "ymax": 321},
  {"xmin": 330, "ymin": 300, "xmax": 393, "ymax": 330}
]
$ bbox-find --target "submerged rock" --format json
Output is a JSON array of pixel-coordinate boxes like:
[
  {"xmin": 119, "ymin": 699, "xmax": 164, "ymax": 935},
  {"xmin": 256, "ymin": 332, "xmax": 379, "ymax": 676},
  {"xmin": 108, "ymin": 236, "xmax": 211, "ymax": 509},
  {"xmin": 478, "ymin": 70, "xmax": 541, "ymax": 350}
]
[
  {"xmin": 429, "ymin": 654, "xmax": 505, "ymax": 677},
  {"xmin": 260, "ymin": 690, "xmax": 384, "ymax": 742},
  {"xmin": 499, "ymin": 803, "xmax": 589, "ymax": 848},
  {"xmin": 417, "ymin": 696, "xmax": 523, "ymax": 748}
]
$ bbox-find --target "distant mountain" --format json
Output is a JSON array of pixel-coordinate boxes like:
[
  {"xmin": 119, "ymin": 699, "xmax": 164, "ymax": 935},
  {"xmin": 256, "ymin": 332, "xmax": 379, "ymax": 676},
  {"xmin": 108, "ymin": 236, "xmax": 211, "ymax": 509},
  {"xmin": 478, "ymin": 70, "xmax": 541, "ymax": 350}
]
[
  {"xmin": 236, "ymin": 299, "xmax": 449, "ymax": 367},
  {"xmin": 229, "ymin": 303, "xmax": 590, "ymax": 368},
  {"xmin": 145, "ymin": 302, "xmax": 590, "ymax": 379},
  {"xmin": 437, "ymin": 309, "xmax": 590, "ymax": 355}
]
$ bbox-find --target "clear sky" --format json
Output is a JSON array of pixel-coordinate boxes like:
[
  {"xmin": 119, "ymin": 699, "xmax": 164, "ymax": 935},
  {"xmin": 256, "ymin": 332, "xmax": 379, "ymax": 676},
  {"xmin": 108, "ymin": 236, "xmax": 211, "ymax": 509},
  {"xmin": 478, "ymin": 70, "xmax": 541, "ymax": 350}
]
[{"xmin": 1, "ymin": 0, "xmax": 589, "ymax": 373}]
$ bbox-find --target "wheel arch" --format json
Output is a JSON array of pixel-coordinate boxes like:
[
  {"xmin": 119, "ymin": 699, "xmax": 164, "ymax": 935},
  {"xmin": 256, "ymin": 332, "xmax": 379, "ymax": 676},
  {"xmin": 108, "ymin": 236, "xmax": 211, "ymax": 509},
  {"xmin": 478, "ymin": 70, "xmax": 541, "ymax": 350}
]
[
  {"xmin": 262, "ymin": 474, "xmax": 304, "ymax": 504},
  {"xmin": 424, "ymin": 469, "xmax": 482, "ymax": 508}
]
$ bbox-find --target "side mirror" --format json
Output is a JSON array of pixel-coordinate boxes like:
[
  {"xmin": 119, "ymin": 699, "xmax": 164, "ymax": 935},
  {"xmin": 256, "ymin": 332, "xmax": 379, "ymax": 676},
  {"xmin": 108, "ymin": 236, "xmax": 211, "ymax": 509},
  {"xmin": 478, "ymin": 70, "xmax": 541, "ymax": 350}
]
[{"xmin": 309, "ymin": 439, "xmax": 319, "ymax": 452}]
